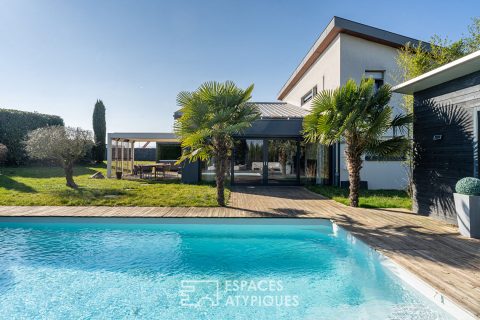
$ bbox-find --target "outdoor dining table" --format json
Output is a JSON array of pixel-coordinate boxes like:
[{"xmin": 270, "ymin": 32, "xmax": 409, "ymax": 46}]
[{"xmin": 138, "ymin": 164, "xmax": 170, "ymax": 179}]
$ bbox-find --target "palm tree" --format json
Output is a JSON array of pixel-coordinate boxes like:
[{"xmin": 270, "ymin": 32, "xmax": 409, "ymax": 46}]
[
  {"xmin": 303, "ymin": 78, "xmax": 412, "ymax": 207},
  {"xmin": 174, "ymin": 81, "xmax": 260, "ymax": 206}
]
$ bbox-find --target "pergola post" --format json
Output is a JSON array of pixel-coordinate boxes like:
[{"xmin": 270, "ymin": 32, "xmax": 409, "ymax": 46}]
[
  {"xmin": 115, "ymin": 140, "xmax": 119, "ymax": 173},
  {"xmin": 107, "ymin": 134, "xmax": 113, "ymax": 178},
  {"xmin": 121, "ymin": 141, "xmax": 124, "ymax": 173},
  {"xmin": 131, "ymin": 141, "xmax": 135, "ymax": 174}
]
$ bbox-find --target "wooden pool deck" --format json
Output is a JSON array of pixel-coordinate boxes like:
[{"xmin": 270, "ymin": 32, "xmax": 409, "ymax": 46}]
[{"xmin": 0, "ymin": 186, "xmax": 479, "ymax": 318}]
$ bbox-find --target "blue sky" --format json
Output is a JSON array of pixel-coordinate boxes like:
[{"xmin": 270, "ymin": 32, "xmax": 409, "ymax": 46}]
[{"xmin": 0, "ymin": 0, "xmax": 479, "ymax": 133}]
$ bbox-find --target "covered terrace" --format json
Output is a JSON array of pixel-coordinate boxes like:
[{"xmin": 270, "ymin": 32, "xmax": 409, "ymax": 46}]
[{"xmin": 106, "ymin": 132, "xmax": 180, "ymax": 178}]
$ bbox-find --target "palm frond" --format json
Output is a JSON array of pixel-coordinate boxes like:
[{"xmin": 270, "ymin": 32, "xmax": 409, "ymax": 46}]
[
  {"xmin": 174, "ymin": 81, "xmax": 258, "ymax": 163},
  {"xmin": 391, "ymin": 113, "xmax": 413, "ymax": 135},
  {"xmin": 364, "ymin": 107, "xmax": 392, "ymax": 140},
  {"xmin": 365, "ymin": 136, "xmax": 410, "ymax": 157}
]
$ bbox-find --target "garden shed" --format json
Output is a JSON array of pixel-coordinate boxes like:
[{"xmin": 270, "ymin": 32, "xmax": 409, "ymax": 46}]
[{"xmin": 393, "ymin": 50, "xmax": 480, "ymax": 224}]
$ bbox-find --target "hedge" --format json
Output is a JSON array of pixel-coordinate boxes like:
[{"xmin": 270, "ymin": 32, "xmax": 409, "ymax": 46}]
[{"xmin": 0, "ymin": 108, "xmax": 64, "ymax": 164}]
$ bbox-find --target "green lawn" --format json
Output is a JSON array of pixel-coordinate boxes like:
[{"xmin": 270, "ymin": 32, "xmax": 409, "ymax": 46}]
[
  {"xmin": 0, "ymin": 163, "xmax": 227, "ymax": 206},
  {"xmin": 307, "ymin": 185, "xmax": 411, "ymax": 209}
]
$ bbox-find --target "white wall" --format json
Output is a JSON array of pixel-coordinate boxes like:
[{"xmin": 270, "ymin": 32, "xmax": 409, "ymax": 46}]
[
  {"xmin": 338, "ymin": 143, "xmax": 408, "ymax": 190},
  {"xmin": 339, "ymin": 33, "xmax": 404, "ymax": 116},
  {"xmin": 338, "ymin": 34, "xmax": 408, "ymax": 189},
  {"xmin": 281, "ymin": 34, "xmax": 341, "ymax": 109},
  {"xmin": 281, "ymin": 32, "xmax": 409, "ymax": 190}
]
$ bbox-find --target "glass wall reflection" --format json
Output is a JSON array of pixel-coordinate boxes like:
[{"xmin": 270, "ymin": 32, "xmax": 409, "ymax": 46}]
[
  {"xmin": 267, "ymin": 139, "xmax": 299, "ymax": 184},
  {"xmin": 233, "ymin": 139, "xmax": 264, "ymax": 184}
]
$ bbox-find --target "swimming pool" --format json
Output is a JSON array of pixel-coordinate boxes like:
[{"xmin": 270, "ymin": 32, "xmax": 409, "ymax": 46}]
[{"xmin": 0, "ymin": 218, "xmax": 454, "ymax": 319}]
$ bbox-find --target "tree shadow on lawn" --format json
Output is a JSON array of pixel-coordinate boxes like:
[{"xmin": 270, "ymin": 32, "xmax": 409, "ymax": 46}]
[
  {"xmin": 0, "ymin": 174, "xmax": 36, "ymax": 193},
  {"xmin": 55, "ymin": 187, "xmax": 128, "ymax": 199},
  {"xmin": 134, "ymin": 178, "xmax": 182, "ymax": 185},
  {"xmin": 0, "ymin": 164, "xmax": 99, "ymax": 179}
]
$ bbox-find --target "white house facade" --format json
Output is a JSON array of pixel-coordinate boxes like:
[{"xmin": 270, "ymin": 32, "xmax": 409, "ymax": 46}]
[{"xmin": 277, "ymin": 16, "xmax": 424, "ymax": 190}]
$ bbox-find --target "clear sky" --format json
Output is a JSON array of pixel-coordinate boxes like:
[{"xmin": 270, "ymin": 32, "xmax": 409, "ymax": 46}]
[{"xmin": 0, "ymin": 0, "xmax": 479, "ymax": 134}]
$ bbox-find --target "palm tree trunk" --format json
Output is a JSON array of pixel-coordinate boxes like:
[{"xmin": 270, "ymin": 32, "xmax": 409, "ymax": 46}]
[
  {"xmin": 64, "ymin": 162, "xmax": 78, "ymax": 189},
  {"xmin": 345, "ymin": 142, "xmax": 362, "ymax": 207},
  {"xmin": 279, "ymin": 151, "xmax": 287, "ymax": 175},
  {"xmin": 214, "ymin": 139, "xmax": 227, "ymax": 207}
]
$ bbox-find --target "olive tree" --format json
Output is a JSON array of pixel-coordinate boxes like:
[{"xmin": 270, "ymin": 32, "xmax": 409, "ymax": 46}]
[{"xmin": 25, "ymin": 126, "xmax": 93, "ymax": 188}]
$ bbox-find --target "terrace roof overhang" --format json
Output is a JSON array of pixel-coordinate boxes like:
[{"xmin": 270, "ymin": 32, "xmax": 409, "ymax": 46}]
[{"xmin": 108, "ymin": 132, "xmax": 179, "ymax": 143}]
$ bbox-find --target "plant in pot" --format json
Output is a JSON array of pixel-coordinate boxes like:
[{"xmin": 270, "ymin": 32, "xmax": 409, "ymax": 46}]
[{"xmin": 454, "ymin": 177, "xmax": 480, "ymax": 238}]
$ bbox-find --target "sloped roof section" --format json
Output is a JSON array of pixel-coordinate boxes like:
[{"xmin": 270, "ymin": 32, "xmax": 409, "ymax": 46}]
[
  {"xmin": 253, "ymin": 102, "xmax": 309, "ymax": 118},
  {"xmin": 278, "ymin": 16, "xmax": 427, "ymax": 100}
]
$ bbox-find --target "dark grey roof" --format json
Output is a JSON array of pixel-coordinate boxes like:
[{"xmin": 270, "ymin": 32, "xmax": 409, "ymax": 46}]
[
  {"xmin": 173, "ymin": 102, "xmax": 309, "ymax": 120},
  {"xmin": 252, "ymin": 102, "xmax": 309, "ymax": 119},
  {"xmin": 332, "ymin": 16, "xmax": 427, "ymax": 49}
]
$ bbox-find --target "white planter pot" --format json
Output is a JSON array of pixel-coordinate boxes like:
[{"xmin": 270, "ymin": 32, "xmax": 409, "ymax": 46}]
[{"xmin": 453, "ymin": 193, "xmax": 480, "ymax": 239}]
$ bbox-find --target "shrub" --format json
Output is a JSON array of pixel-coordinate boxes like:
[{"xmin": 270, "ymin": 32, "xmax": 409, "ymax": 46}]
[
  {"xmin": 0, "ymin": 108, "xmax": 64, "ymax": 164},
  {"xmin": 455, "ymin": 177, "xmax": 480, "ymax": 196},
  {"xmin": 0, "ymin": 143, "xmax": 7, "ymax": 165}
]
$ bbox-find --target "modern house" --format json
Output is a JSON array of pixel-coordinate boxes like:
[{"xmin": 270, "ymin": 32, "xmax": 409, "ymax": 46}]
[
  {"xmin": 107, "ymin": 16, "xmax": 426, "ymax": 189},
  {"xmin": 393, "ymin": 50, "xmax": 480, "ymax": 223},
  {"xmin": 277, "ymin": 16, "xmax": 427, "ymax": 189}
]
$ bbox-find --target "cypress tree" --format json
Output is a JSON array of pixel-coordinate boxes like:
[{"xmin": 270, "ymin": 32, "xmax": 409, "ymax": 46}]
[{"xmin": 92, "ymin": 99, "xmax": 106, "ymax": 163}]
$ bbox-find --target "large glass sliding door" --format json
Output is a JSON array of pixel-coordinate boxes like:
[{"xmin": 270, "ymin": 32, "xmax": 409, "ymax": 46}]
[
  {"xmin": 267, "ymin": 139, "xmax": 299, "ymax": 184},
  {"xmin": 232, "ymin": 138, "xmax": 303, "ymax": 185},
  {"xmin": 232, "ymin": 139, "xmax": 265, "ymax": 184}
]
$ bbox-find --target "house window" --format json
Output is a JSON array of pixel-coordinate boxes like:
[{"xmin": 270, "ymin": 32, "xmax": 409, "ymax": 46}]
[
  {"xmin": 301, "ymin": 86, "xmax": 317, "ymax": 106},
  {"xmin": 365, "ymin": 71, "xmax": 384, "ymax": 91}
]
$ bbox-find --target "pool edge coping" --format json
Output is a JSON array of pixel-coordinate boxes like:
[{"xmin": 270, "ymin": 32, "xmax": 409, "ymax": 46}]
[{"xmin": 331, "ymin": 220, "xmax": 476, "ymax": 320}]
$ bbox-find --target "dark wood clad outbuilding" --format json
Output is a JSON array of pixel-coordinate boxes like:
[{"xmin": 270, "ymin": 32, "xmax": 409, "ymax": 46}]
[{"xmin": 393, "ymin": 51, "xmax": 480, "ymax": 224}]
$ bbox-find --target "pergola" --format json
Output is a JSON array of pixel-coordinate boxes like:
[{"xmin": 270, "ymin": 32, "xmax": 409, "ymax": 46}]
[{"xmin": 106, "ymin": 132, "xmax": 179, "ymax": 178}]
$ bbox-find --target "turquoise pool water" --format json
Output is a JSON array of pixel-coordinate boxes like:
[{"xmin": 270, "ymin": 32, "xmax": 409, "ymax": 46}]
[{"xmin": 0, "ymin": 218, "xmax": 452, "ymax": 319}]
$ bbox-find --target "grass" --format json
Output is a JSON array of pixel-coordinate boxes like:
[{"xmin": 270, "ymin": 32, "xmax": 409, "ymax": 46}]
[
  {"xmin": 307, "ymin": 185, "xmax": 411, "ymax": 209},
  {"xmin": 0, "ymin": 163, "xmax": 228, "ymax": 207}
]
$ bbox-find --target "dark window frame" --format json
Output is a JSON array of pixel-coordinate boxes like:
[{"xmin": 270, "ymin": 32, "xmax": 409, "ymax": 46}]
[
  {"xmin": 365, "ymin": 70, "xmax": 385, "ymax": 92},
  {"xmin": 301, "ymin": 86, "xmax": 317, "ymax": 106}
]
